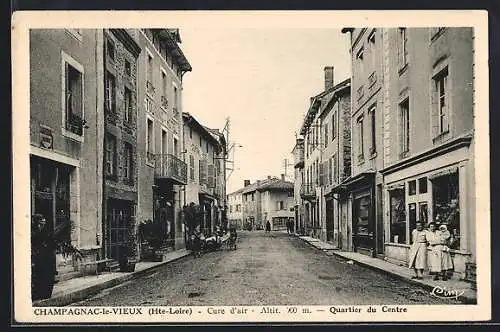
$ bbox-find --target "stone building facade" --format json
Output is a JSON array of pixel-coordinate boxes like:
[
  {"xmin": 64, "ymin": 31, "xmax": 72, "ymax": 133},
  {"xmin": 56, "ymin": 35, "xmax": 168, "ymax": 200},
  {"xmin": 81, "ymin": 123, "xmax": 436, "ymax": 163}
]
[
  {"xmin": 341, "ymin": 27, "xmax": 476, "ymax": 277},
  {"xmin": 133, "ymin": 29, "xmax": 191, "ymax": 251},
  {"xmin": 29, "ymin": 29, "xmax": 104, "ymax": 277},
  {"xmin": 102, "ymin": 29, "xmax": 142, "ymax": 261},
  {"xmin": 183, "ymin": 112, "xmax": 227, "ymax": 236}
]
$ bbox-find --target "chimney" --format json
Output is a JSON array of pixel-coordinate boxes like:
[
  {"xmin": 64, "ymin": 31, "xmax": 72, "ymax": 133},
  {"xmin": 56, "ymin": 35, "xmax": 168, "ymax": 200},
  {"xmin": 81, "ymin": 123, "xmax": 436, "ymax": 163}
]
[
  {"xmin": 244, "ymin": 180, "xmax": 250, "ymax": 187},
  {"xmin": 267, "ymin": 176, "xmax": 272, "ymax": 180},
  {"xmin": 324, "ymin": 66, "xmax": 334, "ymax": 91},
  {"xmin": 256, "ymin": 180, "xmax": 261, "ymax": 186},
  {"xmin": 281, "ymin": 174, "xmax": 285, "ymax": 181}
]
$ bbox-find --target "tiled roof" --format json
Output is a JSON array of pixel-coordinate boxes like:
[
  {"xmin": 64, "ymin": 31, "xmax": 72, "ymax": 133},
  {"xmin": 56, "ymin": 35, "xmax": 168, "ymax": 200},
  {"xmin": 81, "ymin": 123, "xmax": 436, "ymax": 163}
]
[{"xmin": 237, "ymin": 177, "xmax": 294, "ymax": 194}]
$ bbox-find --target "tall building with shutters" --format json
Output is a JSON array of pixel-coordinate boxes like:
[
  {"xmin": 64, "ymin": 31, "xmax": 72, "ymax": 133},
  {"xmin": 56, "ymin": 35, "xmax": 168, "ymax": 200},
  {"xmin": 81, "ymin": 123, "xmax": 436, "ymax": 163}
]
[
  {"xmin": 298, "ymin": 67, "xmax": 351, "ymax": 242},
  {"xmin": 342, "ymin": 27, "xmax": 475, "ymax": 279},
  {"xmin": 133, "ymin": 29, "xmax": 192, "ymax": 251},
  {"xmin": 182, "ymin": 112, "xmax": 227, "ymax": 235},
  {"xmin": 29, "ymin": 29, "xmax": 105, "ymax": 280}
]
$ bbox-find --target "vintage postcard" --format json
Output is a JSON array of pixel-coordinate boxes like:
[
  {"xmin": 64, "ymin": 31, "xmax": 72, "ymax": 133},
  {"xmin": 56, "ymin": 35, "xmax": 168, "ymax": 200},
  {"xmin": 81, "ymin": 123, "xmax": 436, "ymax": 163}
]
[{"xmin": 11, "ymin": 10, "xmax": 490, "ymax": 323}]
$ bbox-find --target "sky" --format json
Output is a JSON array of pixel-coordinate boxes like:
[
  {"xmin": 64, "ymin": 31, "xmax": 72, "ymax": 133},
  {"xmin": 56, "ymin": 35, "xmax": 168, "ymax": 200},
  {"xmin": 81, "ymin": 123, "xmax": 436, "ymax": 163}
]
[{"xmin": 179, "ymin": 28, "xmax": 351, "ymax": 194}]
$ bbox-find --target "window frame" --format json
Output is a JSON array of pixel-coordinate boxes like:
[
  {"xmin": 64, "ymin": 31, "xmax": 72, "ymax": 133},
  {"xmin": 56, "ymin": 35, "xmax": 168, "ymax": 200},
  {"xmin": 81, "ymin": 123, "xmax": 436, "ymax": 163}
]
[
  {"xmin": 368, "ymin": 104, "xmax": 377, "ymax": 156},
  {"xmin": 357, "ymin": 115, "xmax": 364, "ymax": 162},
  {"xmin": 124, "ymin": 86, "xmax": 133, "ymax": 124},
  {"xmin": 61, "ymin": 51, "xmax": 85, "ymax": 142},
  {"xmin": 398, "ymin": 98, "xmax": 410, "ymax": 158},
  {"xmin": 398, "ymin": 27, "xmax": 409, "ymax": 71},
  {"xmin": 146, "ymin": 115, "xmax": 155, "ymax": 166}
]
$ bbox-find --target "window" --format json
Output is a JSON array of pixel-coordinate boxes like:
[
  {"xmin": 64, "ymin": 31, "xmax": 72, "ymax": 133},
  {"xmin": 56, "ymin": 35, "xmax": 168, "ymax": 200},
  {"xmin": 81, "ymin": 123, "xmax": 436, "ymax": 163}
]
[
  {"xmin": 146, "ymin": 118, "xmax": 154, "ymax": 163},
  {"xmin": 123, "ymin": 143, "xmax": 133, "ymax": 183},
  {"xmin": 199, "ymin": 136, "xmax": 202, "ymax": 147},
  {"xmin": 105, "ymin": 71, "xmax": 116, "ymax": 113},
  {"xmin": 173, "ymin": 137, "xmax": 179, "ymax": 156},
  {"xmin": 432, "ymin": 172, "xmax": 460, "ymax": 249},
  {"xmin": 434, "ymin": 67, "xmax": 450, "ymax": 135},
  {"xmin": 236, "ymin": 205, "xmax": 241, "ymax": 212},
  {"xmin": 398, "ymin": 28, "xmax": 408, "ymax": 69},
  {"xmin": 173, "ymin": 86, "xmax": 178, "ymax": 110},
  {"xmin": 419, "ymin": 202, "xmax": 429, "ymax": 225},
  {"xmin": 106, "ymin": 38, "xmax": 115, "ymax": 61},
  {"xmin": 369, "ymin": 105, "xmax": 376, "ymax": 154},
  {"xmin": 324, "ymin": 123, "xmax": 329, "ymax": 148},
  {"xmin": 418, "ymin": 177, "xmax": 428, "ymax": 194},
  {"xmin": 357, "ymin": 116, "xmax": 364, "ymax": 160},
  {"xmin": 189, "ymin": 128, "xmax": 193, "ymax": 139},
  {"xmin": 124, "ymin": 60, "xmax": 131, "ymax": 76},
  {"xmin": 399, "ymin": 98, "xmax": 410, "ymax": 157},
  {"xmin": 332, "ymin": 110, "xmax": 337, "ymax": 140},
  {"xmin": 389, "ymin": 188, "xmax": 406, "ymax": 244},
  {"xmin": 334, "ymin": 154, "xmax": 338, "ymax": 183},
  {"xmin": 368, "ymin": 30, "xmax": 376, "ymax": 68},
  {"xmin": 251, "ymin": 193, "xmax": 255, "ymax": 201},
  {"xmin": 276, "ymin": 201, "xmax": 285, "ymax": 210},
  {"xmin": 356, "ymin": 46, "xmax": 364, "ymax": 76},
  {"xmin": 409, "ymin": 180, "xmax": 416, "ymax": 195},
  {"xmin": 124, "ymin": 87, "xmax": 132, "ymax": 123},
  {"xmin": 206, "ymin": 141, "xmax": 209, "ymax": 153},
  {"xmin": 146, "ymin": 52, "xmax": 153, "ymax": 84},
  {"xmin": 64, "ymin": 60, "xmax": 84, "ymax": 136},
  {"xmin": 105, "ymin": 134, "xmax": 117, "ymax": 177},
  {"xmin": 161, "ymin": 70, "xmax": 168, "ymax": 108},
  {"xmin": 189, "ymin": 155, "xmax": 195, "ymax": 180},
  {"xmin": 161, "ymin": 129, "xmax": 167, "ymax": 155}
]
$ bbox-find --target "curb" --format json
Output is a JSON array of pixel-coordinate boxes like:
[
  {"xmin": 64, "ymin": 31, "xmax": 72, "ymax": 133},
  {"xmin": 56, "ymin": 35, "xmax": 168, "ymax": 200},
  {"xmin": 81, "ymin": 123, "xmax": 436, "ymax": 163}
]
[
  {"xmin": 296, "ymin": 236, "xmax": 477, "ymax": 304},
  {"xmin": 33, "ymin": 251, "xmax": 191, "ymax": 307}
]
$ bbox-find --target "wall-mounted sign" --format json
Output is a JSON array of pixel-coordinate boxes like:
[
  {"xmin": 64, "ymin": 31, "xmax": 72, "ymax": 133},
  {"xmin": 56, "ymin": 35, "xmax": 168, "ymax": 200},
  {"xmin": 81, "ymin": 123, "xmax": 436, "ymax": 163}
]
[{"xmin": 39, "ymin": 125, "xmax": 53, "ymax": 150}]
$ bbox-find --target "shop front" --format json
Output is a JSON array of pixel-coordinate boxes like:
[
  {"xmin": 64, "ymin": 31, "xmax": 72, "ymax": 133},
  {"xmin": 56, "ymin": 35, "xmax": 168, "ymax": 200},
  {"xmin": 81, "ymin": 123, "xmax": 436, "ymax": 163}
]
[
  {"xmin": 342, "ymin": 172, "xmax": 377, "ymax": 257},
  {"xmin": 381, "ymin": 135, "xmax": 474, "ymax": 277},
  {"xmin": 30, "ymin": 155, "xmax": 79, "ymax": 275}
]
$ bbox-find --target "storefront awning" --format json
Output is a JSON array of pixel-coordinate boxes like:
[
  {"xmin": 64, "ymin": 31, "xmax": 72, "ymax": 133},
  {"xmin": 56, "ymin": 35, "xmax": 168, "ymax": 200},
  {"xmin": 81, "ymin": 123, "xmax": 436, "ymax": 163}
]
[{"xmin": 429, "ymin": 167, "xmax": 459, "ymax": 180}]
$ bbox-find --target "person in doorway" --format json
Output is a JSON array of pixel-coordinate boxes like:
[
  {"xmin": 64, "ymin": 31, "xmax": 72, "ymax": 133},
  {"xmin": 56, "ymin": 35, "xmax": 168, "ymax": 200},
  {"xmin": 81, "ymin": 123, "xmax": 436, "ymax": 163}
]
[
  {"xmin": 290, "ymin": 219, "xmax": 295, "ymax": 235},
  {"xmin": 265, "ymin": 220, "xmax": 271, "ymax": 233},
  {"xmin": 437, "ymin": 223, "xmax": 454, "ymax": 279},
  {"xmin": 408, "ymin": 221, "xmax": 428, "ymax": 279}
]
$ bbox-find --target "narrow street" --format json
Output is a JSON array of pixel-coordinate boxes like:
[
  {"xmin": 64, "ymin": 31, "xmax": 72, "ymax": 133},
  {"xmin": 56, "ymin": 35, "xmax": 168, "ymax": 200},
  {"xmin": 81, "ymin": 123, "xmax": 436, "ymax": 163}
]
[{"xmin": 72, "ymin": 231, "xmax": 460, "ymax": 306}]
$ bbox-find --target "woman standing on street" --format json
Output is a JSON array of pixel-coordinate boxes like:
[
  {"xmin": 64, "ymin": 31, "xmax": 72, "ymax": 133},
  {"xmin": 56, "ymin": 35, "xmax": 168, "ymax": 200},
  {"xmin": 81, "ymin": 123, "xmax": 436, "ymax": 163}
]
[
  {"xmin": 408, "ymin": 221, "xmax": 428, "ymax": 279},
  {"xmin": 427, "ymin": 221, "xmax": 454, "ymax": 281}
]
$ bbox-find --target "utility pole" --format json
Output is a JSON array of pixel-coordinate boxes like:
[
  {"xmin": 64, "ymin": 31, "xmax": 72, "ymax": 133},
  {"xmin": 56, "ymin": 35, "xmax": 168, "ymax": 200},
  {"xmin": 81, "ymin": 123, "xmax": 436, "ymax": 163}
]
[{"xmin": 282, "ymin": 158, "xmax": 294, "ymax": 181}]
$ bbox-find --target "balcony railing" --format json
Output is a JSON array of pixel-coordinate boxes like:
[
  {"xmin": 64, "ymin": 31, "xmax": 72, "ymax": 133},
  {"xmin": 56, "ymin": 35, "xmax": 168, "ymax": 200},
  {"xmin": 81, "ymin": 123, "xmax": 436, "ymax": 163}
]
[
  {"xmin": 154, "ymin": 153, "xmax": 188, "ymax": 185},
  {"xmin": 300, "ymin": 183, "xmax": 316, "ymax": 199},
  {"xmin": 294, "ymin": 149, "xmax": 305, "ymax": 168},
  {"xmin": 161, "ymin": 95, "xmax": 168, "ymax": 109},
  {"xmin": 146, "ymin": 81, "xmax": 156, "ymax": 97}
]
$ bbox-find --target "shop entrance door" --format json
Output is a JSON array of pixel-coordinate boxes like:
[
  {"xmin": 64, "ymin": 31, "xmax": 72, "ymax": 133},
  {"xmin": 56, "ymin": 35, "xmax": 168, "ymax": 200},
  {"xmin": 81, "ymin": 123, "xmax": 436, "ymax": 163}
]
[
  {"xmin": 326, "ymin": 199, "xmax": 334, "ymax": 242},
  {"xmin": 105, "ymin": 199, "xmax": 132, "ymax": 261}
]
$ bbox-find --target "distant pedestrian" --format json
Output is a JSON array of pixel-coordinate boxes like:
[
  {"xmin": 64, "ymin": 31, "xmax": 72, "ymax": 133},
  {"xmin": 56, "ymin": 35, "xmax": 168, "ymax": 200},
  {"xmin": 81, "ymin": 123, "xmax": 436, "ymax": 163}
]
[
  {"xmin": 408, "ymin": 222, "xmax": 428, "ymax": 279},
  {"xmin": 290, "ymin": 220, "xmax": 295, "ymax": 235},
  {"xmin": 265, "ymin": 220, "xmax": 271, "ymax": 233}
]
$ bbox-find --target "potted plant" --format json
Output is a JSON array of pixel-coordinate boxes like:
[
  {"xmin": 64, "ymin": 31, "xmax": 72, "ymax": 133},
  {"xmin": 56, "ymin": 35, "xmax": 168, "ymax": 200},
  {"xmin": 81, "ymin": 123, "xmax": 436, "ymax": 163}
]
[
  {"xmin": 31, "ymin": 214, "xmax": 82, "ymax": 301},
  {"xmin": 119, "ymin": 224, "xmax": 138, "ymax": 272},
  {"xmin": 139, "ymin": 219, "xmax": 164, "ymax": 262}
]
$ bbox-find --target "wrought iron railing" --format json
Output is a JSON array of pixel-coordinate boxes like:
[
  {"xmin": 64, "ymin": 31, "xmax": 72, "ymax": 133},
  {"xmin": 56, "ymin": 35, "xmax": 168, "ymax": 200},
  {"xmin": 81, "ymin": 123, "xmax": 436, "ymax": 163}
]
[
  {"xmin": 300, "ymin": 183, "xmax": 316, "ymax": 198},
  {"xmin": 154, "ymin": 153, "xmax": 187, "ymax": 184}
]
